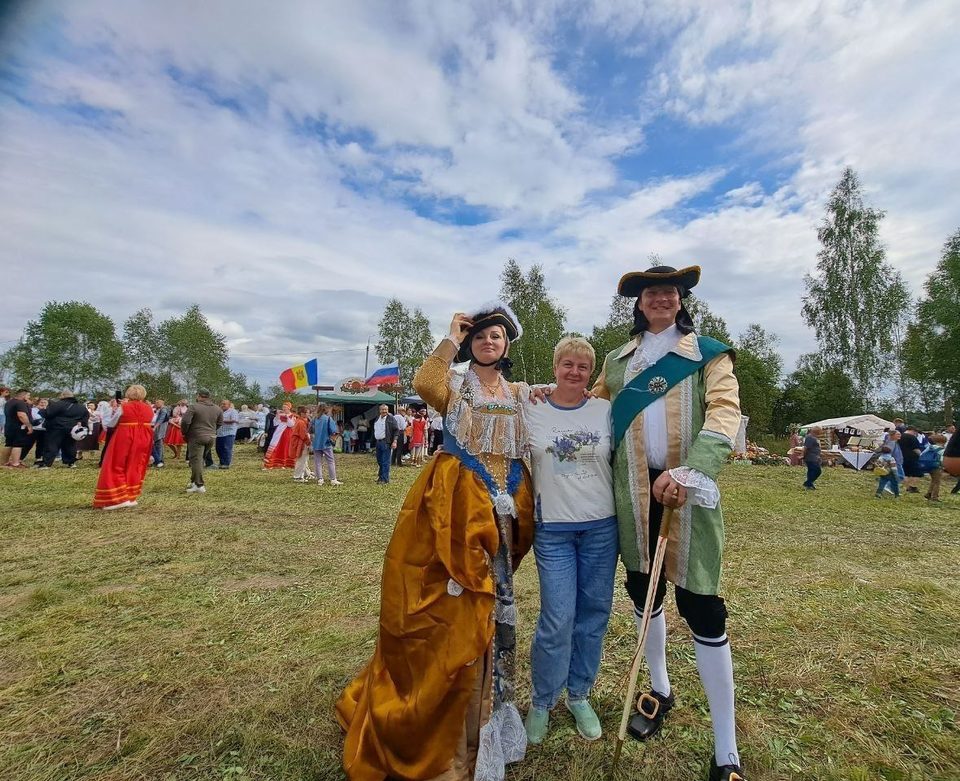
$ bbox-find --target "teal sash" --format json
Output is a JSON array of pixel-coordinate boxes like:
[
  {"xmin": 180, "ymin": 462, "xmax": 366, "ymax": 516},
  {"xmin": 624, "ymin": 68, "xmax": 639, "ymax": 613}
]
[{"xmin": 611, "ymin": 336, "xmax": 731, "ymax": 448}]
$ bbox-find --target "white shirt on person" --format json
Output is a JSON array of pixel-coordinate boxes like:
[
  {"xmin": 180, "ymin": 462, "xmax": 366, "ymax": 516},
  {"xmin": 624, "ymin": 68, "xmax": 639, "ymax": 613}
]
[
  {"xmin": 374, "ymin": 417, "xmax": 387, "ymax": 440},
  {"xmin": 525, "ymin": 396, "xmax": 616, "ymax": 530}
]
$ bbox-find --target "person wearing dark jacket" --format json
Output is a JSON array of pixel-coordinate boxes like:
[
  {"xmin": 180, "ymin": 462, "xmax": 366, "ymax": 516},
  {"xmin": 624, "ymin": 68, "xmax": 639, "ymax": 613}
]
[
  {"xmin": 38, "ymin": 391, "xmax": 89, "ymax": 468},
  {"xmin": 899, "ymin": 426, "xmax": 924, "ymax": 493},
  {"xmin": 180, "ymin": 390, "xmax": 223, "ymax": 494}
]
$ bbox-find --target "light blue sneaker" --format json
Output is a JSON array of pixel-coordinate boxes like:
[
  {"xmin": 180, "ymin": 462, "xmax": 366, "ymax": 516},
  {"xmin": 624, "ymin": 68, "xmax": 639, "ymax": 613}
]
[
  {"xmin": 566, "ymin": 697, "xmax": 602, "ymax": 740},
  {"xmin": 524, "ymin": 706, "xmax": 550, "ymax": 744}
]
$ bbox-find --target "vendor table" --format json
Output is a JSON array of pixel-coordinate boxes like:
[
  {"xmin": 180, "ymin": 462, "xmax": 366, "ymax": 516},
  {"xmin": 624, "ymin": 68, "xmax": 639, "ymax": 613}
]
[{"xmin": 839, "ymin": 450, "xmax": 876, "ymax": 470}]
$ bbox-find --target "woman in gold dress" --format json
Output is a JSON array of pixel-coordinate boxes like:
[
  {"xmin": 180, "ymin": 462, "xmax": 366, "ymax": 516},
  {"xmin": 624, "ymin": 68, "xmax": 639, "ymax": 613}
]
[{"xmin": 336, "ymin": 303, "xmax": 534, "ymax": 781}]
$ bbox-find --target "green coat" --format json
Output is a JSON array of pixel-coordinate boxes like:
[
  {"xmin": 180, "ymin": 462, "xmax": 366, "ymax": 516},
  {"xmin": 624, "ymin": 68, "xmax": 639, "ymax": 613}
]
[{"xmin": 594, "ymin": 331, "xmax": 741, "ymax": 595}]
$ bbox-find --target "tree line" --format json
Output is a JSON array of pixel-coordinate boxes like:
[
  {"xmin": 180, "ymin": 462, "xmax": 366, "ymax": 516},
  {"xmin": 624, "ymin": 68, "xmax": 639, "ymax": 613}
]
[
  {"xmin": 375, "ymin": 168, "xmax": 959, "ymax": 436},
  {"xmin": 0, "ymin": 304, "xmax": 263, "ymax": 404}
]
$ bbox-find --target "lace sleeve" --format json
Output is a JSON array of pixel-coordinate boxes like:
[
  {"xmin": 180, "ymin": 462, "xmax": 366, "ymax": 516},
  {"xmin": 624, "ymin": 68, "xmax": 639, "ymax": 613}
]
[{"xmin": 668, "ymin": 465, "xmax": 720, "ymax": 509}]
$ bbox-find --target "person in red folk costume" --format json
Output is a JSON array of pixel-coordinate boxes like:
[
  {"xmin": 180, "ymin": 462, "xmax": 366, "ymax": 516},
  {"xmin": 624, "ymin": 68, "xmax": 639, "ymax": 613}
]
[
  {"xmin": 93, "ymin": 385, "xmax": 155, "ymax": 510},
  {"xmin": 263, "ymin": 401, "xmax": 295, "ymax": 469}
]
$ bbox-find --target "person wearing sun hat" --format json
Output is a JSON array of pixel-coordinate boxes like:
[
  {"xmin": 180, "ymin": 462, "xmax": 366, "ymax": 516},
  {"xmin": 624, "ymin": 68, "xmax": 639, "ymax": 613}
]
[
  {"xmin": 592, "ymin": 264, "xmax": 747, "ymax": 781},
  {"xmin": 337, "ymin": 301, "xmax": 535, "ymax": 781}
]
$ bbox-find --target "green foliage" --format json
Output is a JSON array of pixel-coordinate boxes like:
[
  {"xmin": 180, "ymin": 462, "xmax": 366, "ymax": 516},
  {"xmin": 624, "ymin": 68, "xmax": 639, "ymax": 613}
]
[
  {"xmin": 8, "ymin": 301, "xmax": 124, "ymax": 396},
  {"xmin": 734, "ymin": 324, "xmax": 782, "ymax": 437},
  {"xmin": 802, "ymin": 167, "xmax": 910, "ymax": 404},
  {"xmin": 911, "ymin": 228, "xmax": 960, "ymax": 420},
  {"xmin": 499, "ymin": 258, "xmax": 566, "ymax": 384},
  {"xmin": 772, "ymin": 352, "xmax": 862, "ymax": 433},
  {"xmin": 122, "ymin": 307, "xmax": 161, "ymax": 376},
  {"xmin": 686, "ymin": 294, "xmax": 732, "ymax": 344},
  {"xmin": 156, "ymin": 305, "xmax": 232, "ymax": 397},
  {"xmin": 901, "ymin": 317, "xmax": 943, "ymax": 417},
  {"xmin": 588, "ymin": 294, "xmax": 633, "ymax": 381},
  {"xmin": 375, "ymin": 299, "xmax": 433, "ymax": 392}
]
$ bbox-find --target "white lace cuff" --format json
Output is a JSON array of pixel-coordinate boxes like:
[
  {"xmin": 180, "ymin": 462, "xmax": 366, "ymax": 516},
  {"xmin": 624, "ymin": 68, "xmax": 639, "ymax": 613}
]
[{"xmin": 669, "ymin": 466, "xmax": 720, "ymax": 509}]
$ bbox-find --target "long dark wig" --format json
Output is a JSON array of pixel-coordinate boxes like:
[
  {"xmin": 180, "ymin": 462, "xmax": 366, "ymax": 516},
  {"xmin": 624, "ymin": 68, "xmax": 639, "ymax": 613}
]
[{"xmin": 630, "ymin": 298, "xmax": 696, "ymax": 336}]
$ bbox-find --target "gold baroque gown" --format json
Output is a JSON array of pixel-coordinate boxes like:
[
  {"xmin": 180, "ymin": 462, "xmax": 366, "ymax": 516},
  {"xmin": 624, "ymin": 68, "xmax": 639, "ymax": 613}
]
[{"xmin": 336, "ymin": 340, "xmax": 534, "ymax": 781}]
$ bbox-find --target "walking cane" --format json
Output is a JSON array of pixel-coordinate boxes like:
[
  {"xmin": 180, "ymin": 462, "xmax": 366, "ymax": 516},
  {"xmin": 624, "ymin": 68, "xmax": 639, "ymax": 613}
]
[{"xmin": 610, "ymin": 505, "xmax": 676, "ymax": 777}]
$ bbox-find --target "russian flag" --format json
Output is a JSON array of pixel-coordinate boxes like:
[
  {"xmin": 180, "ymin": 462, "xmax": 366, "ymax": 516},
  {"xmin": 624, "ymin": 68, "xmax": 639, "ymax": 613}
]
[
  {"xmin": 365, "ymin": 361, "xmax": 400, "ymax": 386},
  {"xmin": 279, "ymin": 358, "xmax": 319, "ymax": 392}
]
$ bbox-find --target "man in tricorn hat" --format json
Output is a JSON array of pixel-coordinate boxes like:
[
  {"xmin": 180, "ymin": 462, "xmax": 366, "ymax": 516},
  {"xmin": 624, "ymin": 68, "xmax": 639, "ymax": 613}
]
[{"xmin": 592, "ymin": 265, "xmax": 747, "ymax": 781}]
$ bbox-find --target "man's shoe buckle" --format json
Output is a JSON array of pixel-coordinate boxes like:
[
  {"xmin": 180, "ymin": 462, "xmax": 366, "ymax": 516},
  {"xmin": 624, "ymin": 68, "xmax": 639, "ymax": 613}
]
[{"xmin": 637, "ymin": 692, "xmax": 660, "ymax": 719}]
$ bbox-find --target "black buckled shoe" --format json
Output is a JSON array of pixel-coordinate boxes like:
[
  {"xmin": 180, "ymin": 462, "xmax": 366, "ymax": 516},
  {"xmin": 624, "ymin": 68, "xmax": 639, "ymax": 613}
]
[
  {"xmin": 708, "ymin": 756, "xmax": 747, "ymax": 781},
  {"xmin": 626, "ymin": 689, "xmax": 674, "ymax": 741}
]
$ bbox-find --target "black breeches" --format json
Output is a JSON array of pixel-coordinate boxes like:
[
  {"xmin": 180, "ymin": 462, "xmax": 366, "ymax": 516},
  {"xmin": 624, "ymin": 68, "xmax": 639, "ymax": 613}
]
[{"xmin": 624, "ymin": 469, "xmax": 728, "ymax": 639}]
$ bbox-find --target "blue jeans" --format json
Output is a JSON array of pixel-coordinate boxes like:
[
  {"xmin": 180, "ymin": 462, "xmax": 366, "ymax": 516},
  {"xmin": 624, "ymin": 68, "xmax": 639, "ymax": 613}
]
[
  {"xmin": 375, "ymin": 440, "xmax": 391, "ymax": 482},
  {"xmin": 216, "ymin": 435, "xmax": 236, "ymax": 467},
  {"xmin": 152, "ymin": 438, "xmax": 164, "ymax": 465},
  {"xmin": 804, "ymin": 461, "xmax": 822, "ymax": 487},
  {"xmin": 877, "ymin": 475, "xmax": 900, "ymax": 496},
  {"xmin": 530, "ymin": 520, "xmax": 618, "ymax": 709}
]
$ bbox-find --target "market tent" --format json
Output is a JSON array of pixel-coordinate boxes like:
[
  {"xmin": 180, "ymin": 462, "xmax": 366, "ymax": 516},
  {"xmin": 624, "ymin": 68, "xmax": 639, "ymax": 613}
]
[
  {"xmin": 316, "ymin": 390, "xmax": 396, "ymax": 405},
  {"xmin": 801, "ymin": 414, "xmax": 893, "ymax": 434}
]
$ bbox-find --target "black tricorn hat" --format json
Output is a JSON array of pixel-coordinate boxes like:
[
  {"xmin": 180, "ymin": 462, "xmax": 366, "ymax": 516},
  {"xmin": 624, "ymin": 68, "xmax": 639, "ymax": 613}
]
[
  {"xmin": 456, "ymin": 301, "xmax": 522, "ymax": 363},
  {"xmin": 618, "ymin": 265, "xmax": 701, "ymax": 298}
]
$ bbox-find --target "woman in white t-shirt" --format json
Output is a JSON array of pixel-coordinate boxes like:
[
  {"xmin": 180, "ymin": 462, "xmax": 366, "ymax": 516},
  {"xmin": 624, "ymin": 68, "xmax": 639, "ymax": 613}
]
[{"xmin": 523, "ymin": 336, "xmax": 618, "ymax": 745}]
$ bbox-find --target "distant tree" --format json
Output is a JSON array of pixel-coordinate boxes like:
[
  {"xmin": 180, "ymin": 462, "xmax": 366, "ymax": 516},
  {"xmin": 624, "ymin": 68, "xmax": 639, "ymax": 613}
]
[
  {"xmin": 122, "ymin": 308, "xmax": 161, "ymax": 377},
  {"xmin": 802, "ymin": 167, "xmax": 910, "ymax": 405},
  {"xmin": 772, "ymin": 353, "xmax": 861, "ymax": 433},
  {"xmin": 734, "ymin": 324, "xmax": 782, "ymax": 437},
  {"xmin": 900, "ymin": 318, "xmax": 942, "ymax": 418},
  {"xmin": 407, "ymin": 308, "xmax": 435, "ymax": 389},
  {"xmin": 375, "ymin": 299, "xmax": 432, "ymax": 392},
  {"xmin": 157, "ymin": 305, "xmax": 231, "ymax": 396},
  {"xmin": 915, "ymin": 228, "xmax": 960, "ymax": 422},
  {"xmin": 588, "ymin": 294, "xmax": 634, "ymax": 380},
  {"xmin": 499, "ymin": 259, "xmax": 566, "ymax": 383},
  {"xmin": 687, "ymin": 295, "xmax": 733, "ymax": 344},
  {"xmin": 8, "ymin": 301, "xmax": 124, "ymax": 395}
]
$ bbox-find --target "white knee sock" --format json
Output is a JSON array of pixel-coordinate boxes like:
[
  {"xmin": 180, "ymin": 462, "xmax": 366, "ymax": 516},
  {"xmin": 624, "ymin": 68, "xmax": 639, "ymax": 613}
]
[
  {"xmin": 693, "ymin": 632, "xmax": 739, "ymax": 767},
  {"xmin": 635, "ymin": 605, "xmax": 670, "ymax": 696}
]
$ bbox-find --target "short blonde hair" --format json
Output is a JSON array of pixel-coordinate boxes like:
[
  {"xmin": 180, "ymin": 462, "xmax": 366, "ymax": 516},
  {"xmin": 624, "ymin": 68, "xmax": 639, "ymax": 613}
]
[
  {"xmin": 125, "ymin": 384, "xmax": 147, "ymax": 400},
  {"xmin": 553, "ymin": 336, "xmax": 595, "ymax": 371}
]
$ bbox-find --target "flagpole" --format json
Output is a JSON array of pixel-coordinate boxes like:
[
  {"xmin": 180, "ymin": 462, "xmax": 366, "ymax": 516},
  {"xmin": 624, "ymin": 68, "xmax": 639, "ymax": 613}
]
[{"xmin": 364, "ymin": 337, "xmax": 371, "ymax": 378}]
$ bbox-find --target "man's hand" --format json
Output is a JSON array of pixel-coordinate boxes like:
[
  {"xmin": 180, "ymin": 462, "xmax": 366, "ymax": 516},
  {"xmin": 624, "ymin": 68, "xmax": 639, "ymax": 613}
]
[
  {"xmin": 652, "ymin": 471, "xmax": 687, "ymax": 509},
  {"xmin": 392, "ymin": 442, "xmax": 397, "ymax": 449}
]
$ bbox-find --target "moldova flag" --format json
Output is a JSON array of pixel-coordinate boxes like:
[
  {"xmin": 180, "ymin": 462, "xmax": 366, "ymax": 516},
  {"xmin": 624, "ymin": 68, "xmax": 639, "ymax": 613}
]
[
  {"xmin": 279, "ymin": 358, "xmax": 319, "ymax": 392},
  {"xmin": 365, "ymin": 361, "xmax": 400, "ymax": 386}
]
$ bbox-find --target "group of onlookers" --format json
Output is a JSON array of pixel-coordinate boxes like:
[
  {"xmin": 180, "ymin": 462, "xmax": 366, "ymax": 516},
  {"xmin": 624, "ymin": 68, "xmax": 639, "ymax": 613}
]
[
  {"xmin": 1, "ymin": 387, "xmax": 97, "ymax": 469},
  {"xmin": 799, "ymin": 416, "xmax": 957, "ymax": 500},
  {"xmin": 873, "ymin": 420, "xmax": 955, "ymax": 500}
]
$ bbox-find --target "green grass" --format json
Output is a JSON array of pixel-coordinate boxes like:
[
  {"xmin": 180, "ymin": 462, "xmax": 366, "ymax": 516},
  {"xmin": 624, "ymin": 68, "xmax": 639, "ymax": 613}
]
[{"xmin": 1, "ymin": 448, "xmax": 958, "ymax": 781}]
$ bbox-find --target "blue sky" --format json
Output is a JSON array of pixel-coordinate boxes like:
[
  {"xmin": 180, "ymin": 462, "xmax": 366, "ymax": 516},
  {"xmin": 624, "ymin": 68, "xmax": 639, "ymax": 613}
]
[{"xmin": 1, "ymin": 0, "xmax": 958, "ymax": 390}]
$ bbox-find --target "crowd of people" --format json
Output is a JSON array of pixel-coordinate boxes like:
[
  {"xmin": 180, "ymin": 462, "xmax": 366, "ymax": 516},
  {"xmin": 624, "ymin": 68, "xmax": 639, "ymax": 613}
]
[
  {"xmin": 799, "ymin": 420, "xmax": 958, "ymax": 500},
  {"xmin": 0, "ymin": 384, "xmax": 449, "ymax": 498}
]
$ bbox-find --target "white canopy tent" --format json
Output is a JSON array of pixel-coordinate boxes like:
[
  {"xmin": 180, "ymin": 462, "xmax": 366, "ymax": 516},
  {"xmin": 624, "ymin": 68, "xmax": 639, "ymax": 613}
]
[{"xmin": 800, "ymin": 414, "xmax": 894, "ymax": 434}]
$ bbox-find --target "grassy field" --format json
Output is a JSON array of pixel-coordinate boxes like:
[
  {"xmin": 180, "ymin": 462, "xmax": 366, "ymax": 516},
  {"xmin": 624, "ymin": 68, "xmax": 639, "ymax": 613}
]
[{"xmin": 1, "ymin": 446, "xmax": 958, "ymax": 781}]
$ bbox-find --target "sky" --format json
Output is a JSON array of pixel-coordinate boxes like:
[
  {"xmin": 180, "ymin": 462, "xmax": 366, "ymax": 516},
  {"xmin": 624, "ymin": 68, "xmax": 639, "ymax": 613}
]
[{"xmin": 1, "ymin": 0, "xmax": 958, "ymax": 390}]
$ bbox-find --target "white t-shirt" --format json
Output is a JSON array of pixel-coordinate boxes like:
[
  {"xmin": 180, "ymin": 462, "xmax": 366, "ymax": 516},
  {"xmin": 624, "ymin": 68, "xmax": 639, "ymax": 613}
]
[{"xmin": 525, "ymin": 396, "xmax": 616, "ymax": 530}]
